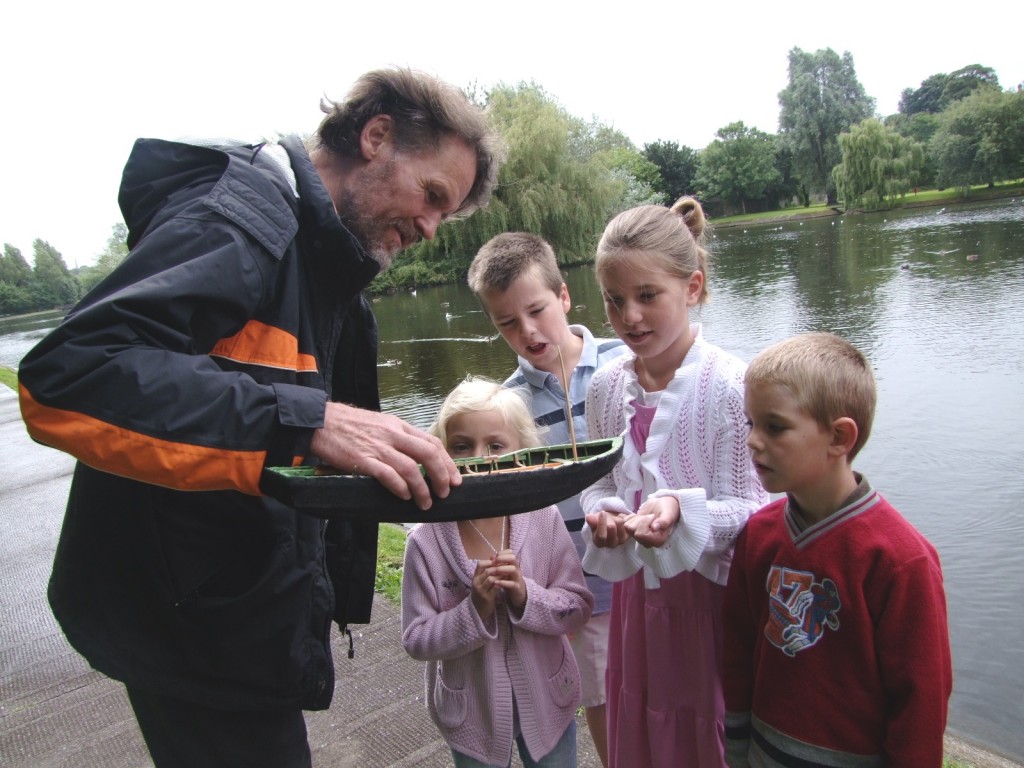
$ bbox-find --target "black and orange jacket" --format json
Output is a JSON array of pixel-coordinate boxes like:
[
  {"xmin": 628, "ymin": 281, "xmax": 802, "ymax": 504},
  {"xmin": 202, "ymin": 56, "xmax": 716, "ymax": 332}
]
[{"xmin": 18, "ymin": 136, "xmax": 381, "ymax": 710}]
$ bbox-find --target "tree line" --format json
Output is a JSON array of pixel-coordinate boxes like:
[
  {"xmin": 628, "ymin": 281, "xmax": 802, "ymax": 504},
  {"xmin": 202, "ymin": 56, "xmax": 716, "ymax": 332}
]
[{"xmin": 3, "ymin": 48, "xmax": 1022, "ymax": 313}]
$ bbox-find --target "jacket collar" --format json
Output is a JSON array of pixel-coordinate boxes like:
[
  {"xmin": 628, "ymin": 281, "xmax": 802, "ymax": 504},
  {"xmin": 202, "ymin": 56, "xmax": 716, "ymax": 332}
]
[{"xmin": 279, "ymin": 136, "xmax": 380, "ymax": 293}]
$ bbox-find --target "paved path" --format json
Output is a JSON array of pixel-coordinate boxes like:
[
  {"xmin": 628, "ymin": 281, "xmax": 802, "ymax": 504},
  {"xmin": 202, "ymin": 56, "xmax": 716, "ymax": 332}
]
[{"xmin": 2, "ymin": 383, "xmax": 1019, "ymax": 768}]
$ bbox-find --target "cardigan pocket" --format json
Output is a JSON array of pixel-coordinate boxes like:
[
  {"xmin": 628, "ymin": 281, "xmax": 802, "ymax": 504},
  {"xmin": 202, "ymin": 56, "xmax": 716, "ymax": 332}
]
[
  {"xmin": 433, "ymin": 667, "xmax": 469, "ymax": 728},
  {"xmin": 546, "ymin": 646, "xmax": 581, "ymax": 709}
]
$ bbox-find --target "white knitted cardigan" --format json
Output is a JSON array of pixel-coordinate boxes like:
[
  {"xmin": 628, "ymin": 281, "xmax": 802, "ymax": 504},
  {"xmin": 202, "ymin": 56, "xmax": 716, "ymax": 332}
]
[{"xmin": 581, "ymin": 325, "xmax": 768, "ymax": 587}]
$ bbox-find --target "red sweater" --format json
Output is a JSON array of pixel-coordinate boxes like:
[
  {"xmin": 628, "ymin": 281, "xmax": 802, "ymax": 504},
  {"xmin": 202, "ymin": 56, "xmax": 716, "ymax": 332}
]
[{"xmin": 723, "ymin": 487, "xmax": 952, "ymax": 767}]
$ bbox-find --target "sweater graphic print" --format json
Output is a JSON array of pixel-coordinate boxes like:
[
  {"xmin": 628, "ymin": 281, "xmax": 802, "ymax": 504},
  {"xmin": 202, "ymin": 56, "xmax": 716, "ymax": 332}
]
[{"xmin": 764, "ymin": 566, "xmax": 841, "ymax": 657}]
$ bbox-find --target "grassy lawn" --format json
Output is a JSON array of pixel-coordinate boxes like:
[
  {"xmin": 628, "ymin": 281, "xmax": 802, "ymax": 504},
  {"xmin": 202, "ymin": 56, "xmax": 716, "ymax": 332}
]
[
  {"xmin": 375, "ymin": 522, "xmax": 408, "ymax": 604},
  {"xmin": 713, "ymin": 179, "xmax": 1024, "ymax": 228},
  {"xmin": 0, "ymin": 366, "xmax": 17, "ymax": 391}
]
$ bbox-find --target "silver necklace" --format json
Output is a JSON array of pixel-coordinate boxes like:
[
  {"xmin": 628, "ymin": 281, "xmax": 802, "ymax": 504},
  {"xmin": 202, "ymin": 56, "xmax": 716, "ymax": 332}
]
[{"xmin": 466, "ymin": 515, "xmax": 507, "ymax": 557}]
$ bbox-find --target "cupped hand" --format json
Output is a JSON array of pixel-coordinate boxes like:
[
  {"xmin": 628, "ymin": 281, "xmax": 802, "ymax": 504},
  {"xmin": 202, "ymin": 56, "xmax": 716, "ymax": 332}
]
[
  {"xmin": 488, "ymin": 549, "xmax": 526, "ymax": 610},
  {"xmin": 628, "ymin": 495, "xmax": 680, "ymax": 548},
  {"xmin": 585, "ymin": 509, "xmax": 632, "ymax": 549},
  {"xmin": 309, "ymin": 402, "xmax": 461, "ymax": 510},
  {"xmin": 470, "ymin": 558, "xmax": 501, "ymax": 620}
]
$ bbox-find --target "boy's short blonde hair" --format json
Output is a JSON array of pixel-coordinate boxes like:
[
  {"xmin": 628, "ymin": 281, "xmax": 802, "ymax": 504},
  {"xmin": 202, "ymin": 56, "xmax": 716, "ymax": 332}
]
[
  {"xmin": 429, "ymin": 375, "xmax": 543, "ymax": 450},
  {"xmin": 746, "ymin": 332, "xmax": 876, "ymax": 460},
  {"xmin": 467, "ymin": 233, "xmax": 564, "ymax": 311}
]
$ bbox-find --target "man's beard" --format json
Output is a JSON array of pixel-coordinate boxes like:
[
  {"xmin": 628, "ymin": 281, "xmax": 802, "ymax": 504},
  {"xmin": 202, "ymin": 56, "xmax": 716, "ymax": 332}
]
[{"xmin": 336, "ymin": 160, "xmax": 419, "ymax": 270}]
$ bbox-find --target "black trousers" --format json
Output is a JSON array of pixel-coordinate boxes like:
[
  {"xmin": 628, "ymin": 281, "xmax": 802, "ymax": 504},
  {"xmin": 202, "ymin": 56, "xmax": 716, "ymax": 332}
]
[{"xmin": 126, "ymin": 686, "xmax": 312, "ymax": 768}]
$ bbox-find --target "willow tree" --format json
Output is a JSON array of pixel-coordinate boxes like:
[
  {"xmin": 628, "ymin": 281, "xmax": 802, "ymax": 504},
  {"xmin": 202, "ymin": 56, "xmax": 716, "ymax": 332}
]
[
  {"xmin": 380, "ymin": 82, "xmax": 621, "ymax": 291},
  {"xmin": 778, "ymin": 48, "xmax": 875, "ymax": 204},
  {"xmin": 833, "ymin": 119, "xmax": 924, "ymax": 210}
]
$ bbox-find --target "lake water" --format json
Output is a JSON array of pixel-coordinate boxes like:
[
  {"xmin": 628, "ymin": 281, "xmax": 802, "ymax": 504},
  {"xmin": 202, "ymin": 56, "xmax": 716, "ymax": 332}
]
[{"xmin": 4, "ymin": 198, "xmax": 1023, "ymax": 761}]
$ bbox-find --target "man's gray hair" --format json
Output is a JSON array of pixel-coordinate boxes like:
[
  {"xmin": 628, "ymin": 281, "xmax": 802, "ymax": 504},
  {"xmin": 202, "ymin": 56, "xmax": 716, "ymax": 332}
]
[{"xmin": 316, "ymin": 67, "xmax": 505, "ymax": 216}]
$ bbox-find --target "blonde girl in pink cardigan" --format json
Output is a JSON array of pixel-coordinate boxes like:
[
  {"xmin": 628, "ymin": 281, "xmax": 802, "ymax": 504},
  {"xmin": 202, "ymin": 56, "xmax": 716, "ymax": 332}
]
[{"xmin": 402, "ymin": 376, "xmax": 594, "ymax": 767}]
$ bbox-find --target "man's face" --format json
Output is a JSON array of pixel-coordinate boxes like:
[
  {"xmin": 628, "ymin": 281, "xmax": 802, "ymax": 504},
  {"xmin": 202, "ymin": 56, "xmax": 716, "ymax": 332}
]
[{"xmin": 337, "ymin": 134, "xmax": 477, "ymax": 270}]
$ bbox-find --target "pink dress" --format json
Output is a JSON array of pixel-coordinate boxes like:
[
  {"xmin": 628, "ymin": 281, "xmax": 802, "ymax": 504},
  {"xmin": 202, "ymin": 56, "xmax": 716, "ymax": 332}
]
[{"xmin": 606, "ymin": 400, "xmax": 727, "ymax": 768}]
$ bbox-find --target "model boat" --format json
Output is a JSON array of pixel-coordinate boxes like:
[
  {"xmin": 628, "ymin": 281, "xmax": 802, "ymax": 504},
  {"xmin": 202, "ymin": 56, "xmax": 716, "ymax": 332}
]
[{"xmin": 260, "ymin": 436, "xmax": 623, "ymax": 522}]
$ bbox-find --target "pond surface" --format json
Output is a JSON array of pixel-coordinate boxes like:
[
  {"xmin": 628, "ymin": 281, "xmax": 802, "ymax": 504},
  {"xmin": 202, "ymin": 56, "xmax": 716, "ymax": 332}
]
[{"xmin": 5, "ymin": 198, "xmax": 1023, "ymax": 761}]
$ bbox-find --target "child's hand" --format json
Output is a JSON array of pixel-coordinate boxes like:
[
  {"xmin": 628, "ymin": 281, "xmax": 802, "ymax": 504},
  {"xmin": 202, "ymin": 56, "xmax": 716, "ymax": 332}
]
[
  {"xmin": 488, "ymin": 549, "xmax": 527, "ymax": 611},
  {"xmin": 585, "ymin": 509, "xmax": 632, "ymax": 548},
  {"xmin": 470, "ymin": 558, "xmax": 501, "ymax": 621},
  {"xmin": 629, "ymin": 496, "xmax": 680, "ymax": 548}
]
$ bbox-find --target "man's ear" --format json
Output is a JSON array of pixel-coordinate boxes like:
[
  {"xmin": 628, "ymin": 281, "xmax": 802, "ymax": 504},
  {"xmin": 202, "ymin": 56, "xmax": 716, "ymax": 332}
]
[
  {"xmin": 830, "ymin": 417, "xmax": 859, "ymax": 458},
  {"xmin": 359, "ymin": 115, "xmax": 393, "ymax": 160}
]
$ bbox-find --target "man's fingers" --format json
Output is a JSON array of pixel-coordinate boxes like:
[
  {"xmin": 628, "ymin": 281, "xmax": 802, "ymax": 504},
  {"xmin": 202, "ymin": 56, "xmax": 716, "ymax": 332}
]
[
  {"xmin": 311, "ymin": 403, "xmax": 462, "ymax": 511},
  {"xmin": 397, "ymin": 425, "xmax": 460, "ymax": 501}
]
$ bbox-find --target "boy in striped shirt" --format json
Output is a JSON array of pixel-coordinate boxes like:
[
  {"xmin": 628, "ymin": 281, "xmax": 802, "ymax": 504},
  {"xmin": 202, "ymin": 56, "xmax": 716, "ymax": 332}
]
[{"xmin": 469, "ymin": 233, "xmax": 626, "ymax": 766}]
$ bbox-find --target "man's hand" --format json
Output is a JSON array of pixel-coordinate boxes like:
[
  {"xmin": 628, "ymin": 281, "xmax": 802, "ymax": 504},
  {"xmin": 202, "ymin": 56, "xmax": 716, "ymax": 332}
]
[{"xmin": 309, "ymin": 402, "xmax": 461, "ymax": 510}]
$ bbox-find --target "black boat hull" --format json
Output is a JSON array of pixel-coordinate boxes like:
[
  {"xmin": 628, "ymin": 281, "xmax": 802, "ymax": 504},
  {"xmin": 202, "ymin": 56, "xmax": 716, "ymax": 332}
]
[{"xmin": 259, "ymin": 437, "xmax": 623, "ymax": 522}]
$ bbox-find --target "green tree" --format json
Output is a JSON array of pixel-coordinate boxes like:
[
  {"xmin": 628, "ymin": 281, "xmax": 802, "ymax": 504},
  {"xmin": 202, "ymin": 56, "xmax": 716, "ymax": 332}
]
[
  {"xmin": 601, "ymin": 147, "xmax": 666, "ymax": 210},
  {"xmin": 571, "ymin": 120, "xmax": 665, "ymax": 211},
  {"xmin": 942, "ymin": 64, "xmax": 1000, "ymax": 105},
  {"xmin": 642, "ymin": 140, "xmax": 699, "ymax": 203},
  {"xmin": 79, "ymin": 222, "xmax": 129, "ymax": 293},
  {"xmin": 0, "ymin": 243, "xmax": 35, "ymax": 315},
  {"xmin": 833, "ymin": 119, "xmax": 925, "ymax": 210},
  {"xmin": 695, "ymin": 122, "xmax": 782, "ymax": 214},
  {"xmin": 29, "ymin": 239, "xmax": 80, "ymax": 309},
  {"xmin": 1, "ymin": 243, "xmax": 33, "ymax": 287},
  {"xmin": 930, "ymin": 88, "xmax": 1024, "ymax": 191},
  {"xmin": 778, "ymin": 47, "xmax": 876, "ymax": 204},
  {"xmin": 767, "ymin": 138, "xmax": 805, "ymax": 208},
  {"xmin": 899, "ymin": 73, "xmax": 949, "ymax": 116},
  {"xmin": 899, "ymin": 65, "xmax": 1000, "ymax": 116}
]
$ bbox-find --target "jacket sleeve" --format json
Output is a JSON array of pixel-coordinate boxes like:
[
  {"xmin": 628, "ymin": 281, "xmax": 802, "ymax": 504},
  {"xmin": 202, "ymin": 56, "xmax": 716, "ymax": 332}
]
[
  {"xmin": 18, "ymin": 173, "xmax": 323, "ymax": 496},
  {"xmin": 401, "ymin": 532, "xmax": 497, "ymax": 662}
]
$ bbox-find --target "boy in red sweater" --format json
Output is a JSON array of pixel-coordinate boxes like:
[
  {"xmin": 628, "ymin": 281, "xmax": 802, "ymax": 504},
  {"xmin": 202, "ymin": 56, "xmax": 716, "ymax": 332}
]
[{"xmin": 723, "ymin": 332, "xmax": 952, "ymax": 767}]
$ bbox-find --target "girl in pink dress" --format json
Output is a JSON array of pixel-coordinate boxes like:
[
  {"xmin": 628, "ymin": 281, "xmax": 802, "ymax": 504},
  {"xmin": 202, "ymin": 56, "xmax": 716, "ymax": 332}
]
[{"xmin": 581, "ymin": 198, "xmax": 768, "ymax": 767}]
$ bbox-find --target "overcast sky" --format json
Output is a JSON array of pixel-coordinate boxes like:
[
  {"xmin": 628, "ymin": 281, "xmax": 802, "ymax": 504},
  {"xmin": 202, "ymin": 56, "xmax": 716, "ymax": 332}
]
[{"xmin": 3, "ymin": 0, "xmax": 1021, "ymax": 266}]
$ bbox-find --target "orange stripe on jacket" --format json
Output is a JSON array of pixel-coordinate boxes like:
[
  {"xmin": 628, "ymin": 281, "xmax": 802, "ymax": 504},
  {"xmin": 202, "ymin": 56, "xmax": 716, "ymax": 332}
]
[
  {"xmin": 20, "ymin": 385, "xmax": 267, "ymax": 495},
  {"xmin": 210, "ymin": 319, "xmax": 318, "ymax": 372}
]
